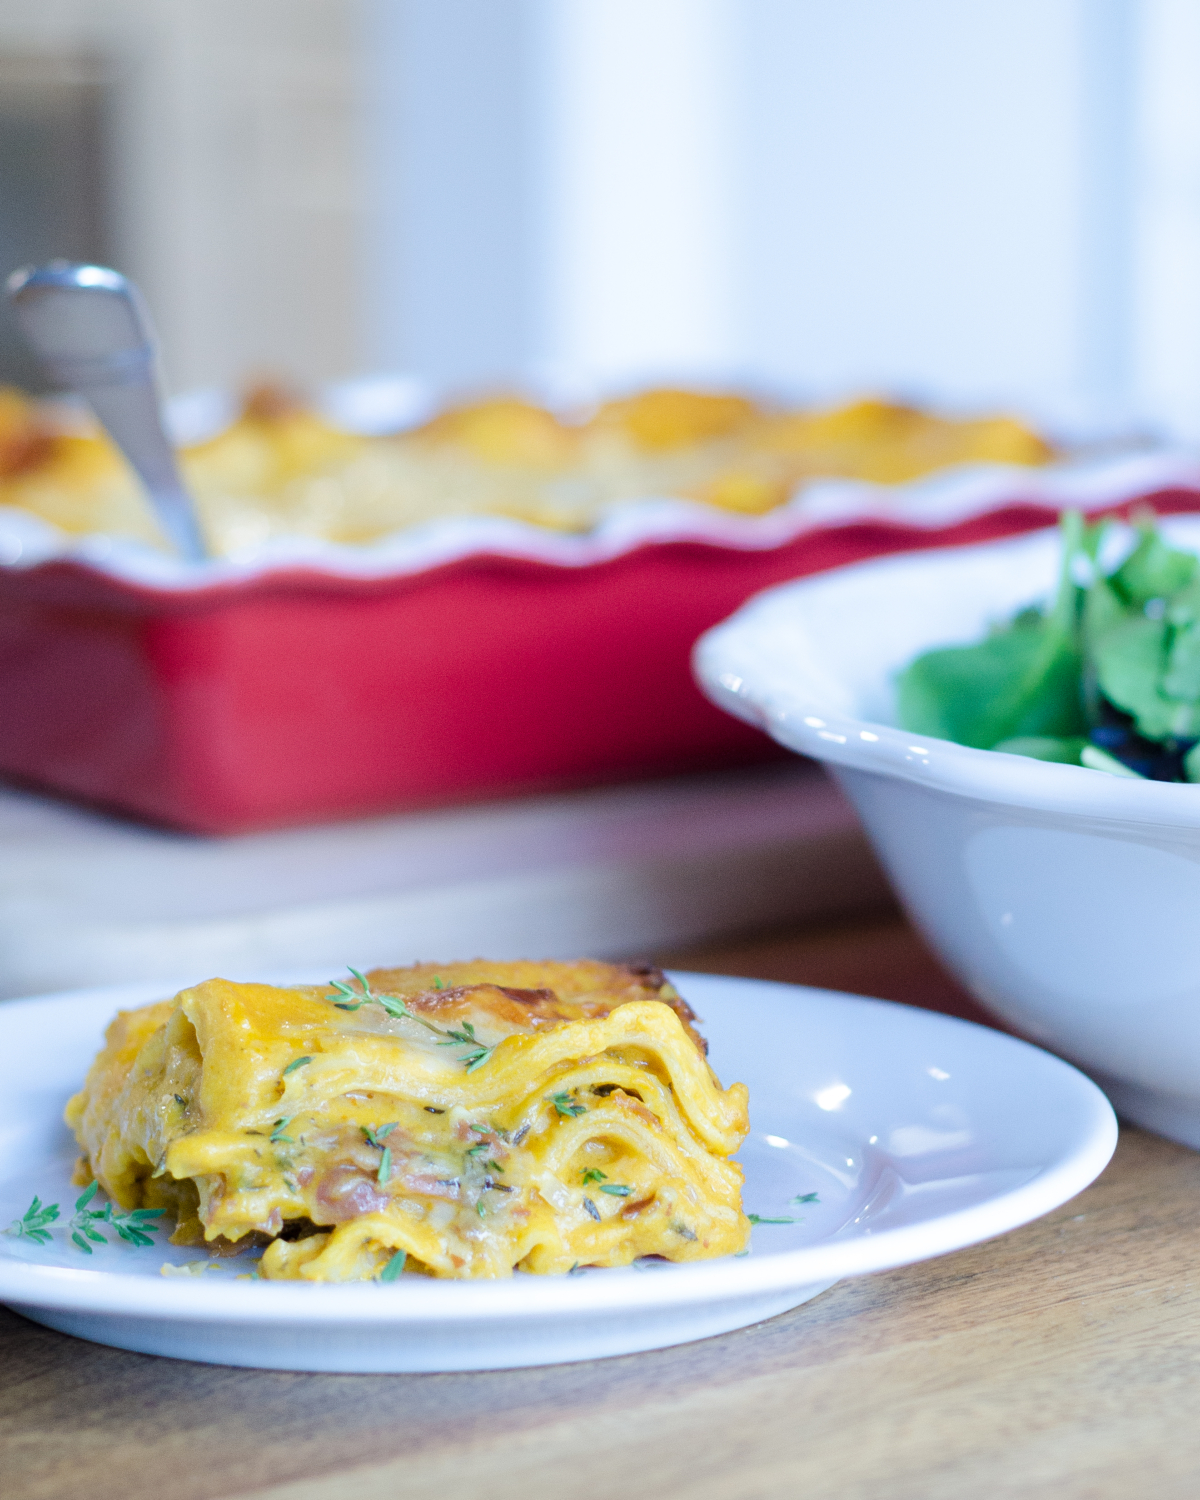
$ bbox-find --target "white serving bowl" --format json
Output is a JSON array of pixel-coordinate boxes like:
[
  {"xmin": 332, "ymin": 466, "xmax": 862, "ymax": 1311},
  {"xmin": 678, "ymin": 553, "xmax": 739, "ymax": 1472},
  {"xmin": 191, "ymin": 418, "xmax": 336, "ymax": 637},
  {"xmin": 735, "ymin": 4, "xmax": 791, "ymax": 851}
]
[{"xmin": 694, "ymin": 516, "xmax": 1200, "ymax": 1149}]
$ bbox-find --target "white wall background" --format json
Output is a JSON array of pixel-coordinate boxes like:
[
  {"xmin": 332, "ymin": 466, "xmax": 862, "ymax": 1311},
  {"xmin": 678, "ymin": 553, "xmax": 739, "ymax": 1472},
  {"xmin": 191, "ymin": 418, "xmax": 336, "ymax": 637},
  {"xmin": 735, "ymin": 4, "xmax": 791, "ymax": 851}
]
[
  {"xmin": 9, "ymin": 1, "xmax": 1198, "ymax": 437},
  {"xmin": 365, "ymin": 0, "xmax": 1200, "ymax": 439},
  {"xmin": 1133, "ymin": 0, "xmax": 1200, "ymax": 439}
]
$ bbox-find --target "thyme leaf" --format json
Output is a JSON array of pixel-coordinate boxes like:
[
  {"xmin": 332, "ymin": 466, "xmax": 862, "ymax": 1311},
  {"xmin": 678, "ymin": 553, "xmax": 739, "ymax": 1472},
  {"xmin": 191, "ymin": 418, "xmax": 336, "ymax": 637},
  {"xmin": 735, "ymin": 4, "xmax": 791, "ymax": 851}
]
[
  {"xmin": 581, "ymin": 1168, "xmax": 607, "ymax": 1185},
  {"xmin": 747, "ymin": 1214, "xmax": 795, "ymax": 1225},
  {"xmin": 378, "ymin": 1147, "xmax": 392, "ymax": 1185},
  {"xmin": 282, "ymin": 1056, "xmax": 313, "ymax": 1076},
  {"xmin": 598, "ymin": 1184, "xmax": 633, "ymax": 1197},
  {"xmin": 68, "ymin": 1180, "xmax": 107, "ymax": 1252},
  {"xmin": 793, "ymin": 1192, "xmax": 820, "ymax": 1205},
  {"xmin": 379, "ymin": 1249, "xmax": 407, "ymax": 1282},
  {"xmin": 362, "ymin": 1123, "xmax": 398, "ymax": 1150},
  {"xmin": 549, "ymin": 1092, "xmax": 586, "ymax": 1119},
  {"xmin": 270, "ymin": 1118, "xmax": 294, "ymax": 1144},
  {"xmin": 5, "ymin": 1194, "xmax": 59, "ymax": 1245}
]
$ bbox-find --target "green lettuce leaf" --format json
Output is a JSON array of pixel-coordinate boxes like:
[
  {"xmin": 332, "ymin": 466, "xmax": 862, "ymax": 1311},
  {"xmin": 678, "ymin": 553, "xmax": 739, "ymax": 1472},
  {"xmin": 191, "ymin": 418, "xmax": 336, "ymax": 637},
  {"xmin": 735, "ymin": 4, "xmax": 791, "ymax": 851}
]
[
  {"xmin": 896, "ymin": 513, "xmax": 1089, "ymax": 749},
  {"xmin": 991, "ymin": 736, "xmax": 1088, "ymax": 764}
]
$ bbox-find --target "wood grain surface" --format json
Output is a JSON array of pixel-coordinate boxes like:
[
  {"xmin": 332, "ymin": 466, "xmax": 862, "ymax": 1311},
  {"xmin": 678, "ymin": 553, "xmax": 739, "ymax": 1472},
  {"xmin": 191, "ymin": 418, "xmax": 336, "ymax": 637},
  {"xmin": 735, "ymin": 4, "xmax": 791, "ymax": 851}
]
[{"xmin": 4, "ymin": 914, "xmax": 1196, "ymax": 1500}]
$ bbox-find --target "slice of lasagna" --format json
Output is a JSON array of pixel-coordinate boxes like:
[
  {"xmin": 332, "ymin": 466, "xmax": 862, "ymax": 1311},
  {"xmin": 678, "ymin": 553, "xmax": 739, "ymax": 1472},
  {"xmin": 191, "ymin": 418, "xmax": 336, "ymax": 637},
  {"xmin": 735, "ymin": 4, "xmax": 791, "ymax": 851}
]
[{"xmin": 65, "ymin": 960, "xmax": 750, "ymax": 1280}]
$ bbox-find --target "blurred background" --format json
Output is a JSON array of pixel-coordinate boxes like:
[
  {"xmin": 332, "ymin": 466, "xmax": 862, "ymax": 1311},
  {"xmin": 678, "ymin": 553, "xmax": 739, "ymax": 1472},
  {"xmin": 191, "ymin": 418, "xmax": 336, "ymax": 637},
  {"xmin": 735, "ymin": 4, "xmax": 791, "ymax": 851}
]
[{"xmin": 1, "ymin": 0, "xmax": 1197, "ymax": 435}]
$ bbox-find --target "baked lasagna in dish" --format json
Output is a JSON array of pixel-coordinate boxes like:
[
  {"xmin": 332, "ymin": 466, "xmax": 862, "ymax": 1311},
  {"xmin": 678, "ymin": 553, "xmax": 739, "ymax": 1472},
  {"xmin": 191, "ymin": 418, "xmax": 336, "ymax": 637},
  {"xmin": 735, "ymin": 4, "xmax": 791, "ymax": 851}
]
[{"xmin": 65, "ymin": 960, "xmax": 751, "ymax": 1280}]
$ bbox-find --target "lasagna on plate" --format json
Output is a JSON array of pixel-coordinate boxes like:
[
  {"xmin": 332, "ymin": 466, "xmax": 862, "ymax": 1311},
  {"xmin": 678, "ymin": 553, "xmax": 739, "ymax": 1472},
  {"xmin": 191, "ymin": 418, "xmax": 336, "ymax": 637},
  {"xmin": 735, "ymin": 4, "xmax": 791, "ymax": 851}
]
[{"xmin": 66, "ymin": 960, "xmax": 751, "ymax": 1280}]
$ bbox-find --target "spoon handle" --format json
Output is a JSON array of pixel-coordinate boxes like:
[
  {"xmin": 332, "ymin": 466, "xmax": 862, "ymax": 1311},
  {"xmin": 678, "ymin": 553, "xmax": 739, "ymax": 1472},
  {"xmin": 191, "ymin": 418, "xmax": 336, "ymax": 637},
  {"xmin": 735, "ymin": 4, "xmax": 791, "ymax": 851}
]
[{"xmin": 6, "ymin": 262, "xmax": 207, "ymax": 561}]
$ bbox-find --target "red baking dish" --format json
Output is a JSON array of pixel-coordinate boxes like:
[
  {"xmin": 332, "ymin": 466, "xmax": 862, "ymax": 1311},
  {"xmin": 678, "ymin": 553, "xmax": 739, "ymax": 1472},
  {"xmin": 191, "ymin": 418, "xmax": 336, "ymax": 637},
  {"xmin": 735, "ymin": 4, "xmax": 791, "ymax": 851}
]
[{"xmin": 1, "ymin": 482, "xmax": 1198, "ymax": 834}]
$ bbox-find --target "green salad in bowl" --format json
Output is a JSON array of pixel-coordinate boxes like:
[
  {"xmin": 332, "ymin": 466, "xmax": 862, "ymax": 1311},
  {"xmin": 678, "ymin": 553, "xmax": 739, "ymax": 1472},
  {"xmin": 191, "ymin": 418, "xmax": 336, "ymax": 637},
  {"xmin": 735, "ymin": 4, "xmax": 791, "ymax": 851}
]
[{"xmin": 896, "ymin": 511, "xmax": 1200, "ymax": 782}]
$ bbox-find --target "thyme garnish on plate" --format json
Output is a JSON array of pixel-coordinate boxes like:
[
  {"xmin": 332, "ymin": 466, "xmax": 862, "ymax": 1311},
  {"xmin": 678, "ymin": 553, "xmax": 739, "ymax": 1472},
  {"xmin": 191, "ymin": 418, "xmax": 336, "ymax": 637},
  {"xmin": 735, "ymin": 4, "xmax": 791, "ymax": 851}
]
[
  {"xmin": 69, "ymin": 1180, "xmax": 108, "ymax": 1250},
  {"xmin": 746, "ymin": 1191, "xmax": 818, "ymax": 1228},
  {"xmin": 328, "ymin": 968, "xmax": 497, "ymax": 1072},
  {"xmin": 6, "ymin": 1183, "xmax": 164, "ymax": 1254},
  {"xmin": 5, "ymin": 1195, "xmax": 58, "ymax": 1244}
]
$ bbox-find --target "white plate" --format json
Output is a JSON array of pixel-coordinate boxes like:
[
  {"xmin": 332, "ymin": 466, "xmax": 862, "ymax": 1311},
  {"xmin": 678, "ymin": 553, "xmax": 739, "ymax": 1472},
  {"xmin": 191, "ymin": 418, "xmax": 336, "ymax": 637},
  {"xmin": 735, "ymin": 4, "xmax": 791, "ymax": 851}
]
[{"xmin": 0, "ymin": 972, "xmax": 1116, "ymax": 1372}]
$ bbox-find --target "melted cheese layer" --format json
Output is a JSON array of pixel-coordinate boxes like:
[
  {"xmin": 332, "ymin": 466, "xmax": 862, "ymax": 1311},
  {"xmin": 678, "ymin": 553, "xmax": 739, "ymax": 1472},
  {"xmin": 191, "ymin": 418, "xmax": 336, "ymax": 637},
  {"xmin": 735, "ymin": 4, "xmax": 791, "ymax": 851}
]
[{"xmin": 65, "ymin": 960, "xmax": 751, "ymax": 1280}]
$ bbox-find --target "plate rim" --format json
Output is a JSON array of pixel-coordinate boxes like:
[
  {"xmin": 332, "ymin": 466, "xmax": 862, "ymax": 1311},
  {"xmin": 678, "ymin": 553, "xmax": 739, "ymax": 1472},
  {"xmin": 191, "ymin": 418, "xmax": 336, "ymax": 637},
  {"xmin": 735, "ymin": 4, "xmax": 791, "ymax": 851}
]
[{"xmin": 0, "ymin": 973, "xmax": 1118, "ymax": 1323}]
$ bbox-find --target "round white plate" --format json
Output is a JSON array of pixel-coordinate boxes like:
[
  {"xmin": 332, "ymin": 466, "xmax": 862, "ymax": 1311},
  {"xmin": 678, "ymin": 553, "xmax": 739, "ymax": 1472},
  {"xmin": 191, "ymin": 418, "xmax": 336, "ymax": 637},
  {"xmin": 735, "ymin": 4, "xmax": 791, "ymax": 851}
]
[{"xmin": 0, "ymin": 972, "xmax": 1116, "ymax": 1372}]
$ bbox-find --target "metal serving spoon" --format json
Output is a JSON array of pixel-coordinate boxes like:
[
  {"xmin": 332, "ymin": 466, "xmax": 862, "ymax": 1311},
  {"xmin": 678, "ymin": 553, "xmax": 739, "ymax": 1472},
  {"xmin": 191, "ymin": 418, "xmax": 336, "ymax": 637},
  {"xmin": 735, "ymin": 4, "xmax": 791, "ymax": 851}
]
[{"xmin": 5, "ymin": 261, "xmax": 207, "ymax": 561}]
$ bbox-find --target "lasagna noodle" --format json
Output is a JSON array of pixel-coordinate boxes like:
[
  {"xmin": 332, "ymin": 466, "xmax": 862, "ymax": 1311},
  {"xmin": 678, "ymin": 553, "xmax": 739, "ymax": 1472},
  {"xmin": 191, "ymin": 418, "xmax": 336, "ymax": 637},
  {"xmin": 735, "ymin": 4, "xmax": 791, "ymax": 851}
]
[{"xmin": 65, "ymin": 960, "xmax": 751, "ymax": 1280}]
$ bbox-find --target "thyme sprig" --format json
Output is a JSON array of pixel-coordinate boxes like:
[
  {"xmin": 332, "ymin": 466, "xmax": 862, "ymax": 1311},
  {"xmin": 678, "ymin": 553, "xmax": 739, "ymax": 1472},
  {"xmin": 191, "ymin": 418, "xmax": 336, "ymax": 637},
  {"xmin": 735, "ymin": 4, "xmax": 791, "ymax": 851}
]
[
  {"xmin": 5, "ymin": 1195, "xmax": 58, "ymax": 1245},
  {"xmin": 77, "ymin": 1184, "xmax": 164, "ymax": 1251},
  {"xmin": 329, "ymin": 968, "xmax": 497, "ymax": 1072},
  {"xmin": 549, "ymin": 1092, "xmax": 586, "ymax": 1119},
  {"xmin": 5, "ymin": 1183, "xmax": 165, "ymax": 1254},
  {"xmin": 581, "ymin": 1168, "xmax": 607, "ymax": 1185}
]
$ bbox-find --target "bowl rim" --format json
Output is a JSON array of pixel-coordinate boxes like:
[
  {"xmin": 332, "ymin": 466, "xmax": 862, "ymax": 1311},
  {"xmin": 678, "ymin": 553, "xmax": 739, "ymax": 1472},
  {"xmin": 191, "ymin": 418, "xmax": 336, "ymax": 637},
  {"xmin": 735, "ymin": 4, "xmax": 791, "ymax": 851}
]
[{"xmin": 693, "ymin": 516, "xmax": 1200, "ymax": 829}]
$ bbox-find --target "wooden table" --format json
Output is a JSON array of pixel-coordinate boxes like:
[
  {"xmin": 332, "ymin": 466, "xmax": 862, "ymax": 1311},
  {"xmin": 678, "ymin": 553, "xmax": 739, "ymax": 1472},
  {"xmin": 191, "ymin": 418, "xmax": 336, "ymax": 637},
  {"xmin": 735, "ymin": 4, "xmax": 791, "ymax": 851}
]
[{"xmin": 5, "ymin": 913, "xmax": 1200, "ymax": 1500}]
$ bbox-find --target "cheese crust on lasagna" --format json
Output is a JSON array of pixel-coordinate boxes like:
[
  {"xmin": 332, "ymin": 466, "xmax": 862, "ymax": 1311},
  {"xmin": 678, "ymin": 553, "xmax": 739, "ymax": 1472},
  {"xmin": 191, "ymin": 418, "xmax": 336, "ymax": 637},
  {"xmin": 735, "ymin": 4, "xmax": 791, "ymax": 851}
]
[
  {"xmin": 65, "ymin": 960, "xmax": 751, "ymax": 1280},
  {"xmin": 0, "ymin": 382, "xmax": 1053, "ymax": 555}
]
